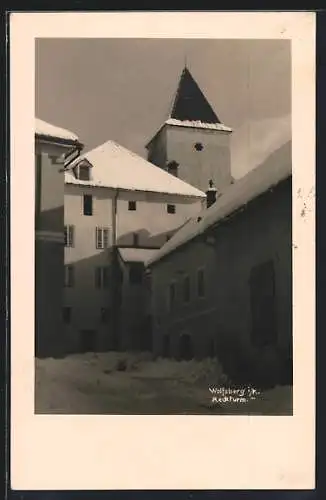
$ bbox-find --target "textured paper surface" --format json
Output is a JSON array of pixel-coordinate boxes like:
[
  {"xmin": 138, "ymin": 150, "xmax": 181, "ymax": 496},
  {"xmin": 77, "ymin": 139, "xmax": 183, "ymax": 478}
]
[{"xmin": 10, "ymin": 11, "xmax": 315, "ymax": 490}]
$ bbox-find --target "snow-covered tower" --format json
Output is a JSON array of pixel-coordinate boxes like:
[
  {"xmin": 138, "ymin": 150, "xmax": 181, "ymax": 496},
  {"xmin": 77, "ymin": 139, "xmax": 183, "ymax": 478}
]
[{"xmin": 145, "ymin": 66, "xmax": 233, "ymax": 193}]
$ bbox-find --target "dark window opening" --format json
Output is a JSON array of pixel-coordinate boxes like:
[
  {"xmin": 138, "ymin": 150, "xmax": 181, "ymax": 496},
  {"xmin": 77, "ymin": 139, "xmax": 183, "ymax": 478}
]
[
  {"xmin": 129, "ymin": 263, "xmax": 143, "ymax": 285},
  {"xmin": 62, "ymin": 307, "xmax": 71, "ymax": 324},
  {"xmin": 167, "ymin": 204, "xmax": 176, "ymax": 214},
  {"xmin": 128, "ymin": 200, "xmax": 137, "ymax": 211},
  {"xmin": 178, "ymin": 334, "xmax": 193, "ymax": 361},
  {"xmin": 83, "ymin": 194, "xmax": 93, "ymax": 216},
  {"xmin": 80, "ymin": 330, "xmax": 97, "ymax": 353},
  {"xmin": 197, "ymin": 268, "xmax": 205, "ymax": 298},
  {"xmin": 78, "ymin": 165, "xmax": 90, "ymax": 181},
  {"xmin": 95, "ymin": 267, "xmax": 110, "ymax": 289},
  {"xmin": 194, "ymin": 142, "xmax": 204, "ymax": 151},
  {"xmin": 250, "ymin": 260, "xmax": 277, "ymax": 347},
  {"xmin": 183, "ymin": 275, "xmax": 190, "ymax": 303},
  {"xmin": 101, "ymin": 307, "xmax": 110, "ymax": 324}
]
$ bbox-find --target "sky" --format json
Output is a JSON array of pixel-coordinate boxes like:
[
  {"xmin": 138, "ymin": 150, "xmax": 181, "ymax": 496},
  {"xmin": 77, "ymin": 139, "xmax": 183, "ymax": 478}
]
[{"xmin": 36, "ymin": 38, "xmax": 291, "ymax": 179}]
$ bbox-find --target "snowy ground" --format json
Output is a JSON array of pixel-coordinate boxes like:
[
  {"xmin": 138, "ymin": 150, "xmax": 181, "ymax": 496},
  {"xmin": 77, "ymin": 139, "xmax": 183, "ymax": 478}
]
[{"xmin": 35, "ymin": 352, "xmax": 293, "ymax": 415}]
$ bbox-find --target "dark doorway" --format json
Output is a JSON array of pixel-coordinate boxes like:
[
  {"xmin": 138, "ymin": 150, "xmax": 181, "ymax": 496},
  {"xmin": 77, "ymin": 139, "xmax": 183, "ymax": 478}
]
[
  {"xmin": 250, "ymin": 260, "xmax": 277, "ymax": 347},
  {"xmin": 162, "ymin": 334, "xmax": 170, "ymax": 358},
  {"xmin": 178, "ymin": 334, "xmax": 193, "ymax": 360},
  {"xmin": 80, "ymin": 330, "xmax": 97, "ymax": 353}
]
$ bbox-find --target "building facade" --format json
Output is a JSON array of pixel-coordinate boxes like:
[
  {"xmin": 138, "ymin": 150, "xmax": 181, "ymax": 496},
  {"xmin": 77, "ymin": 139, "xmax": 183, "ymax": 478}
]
[
  {"xmin": 147, "ymin": 142, "xmax": 292, "ymax": 388},
  {"xmin": 146, "ymin": 67, "xmax": 233, "ymax": 194},
  {"xmin": 35, "ymin": 118, "xmax": 83, "ymax": 358},
  {"xmin": 63, "ymin": 140, "xmax": 206, "ymax": 353}
]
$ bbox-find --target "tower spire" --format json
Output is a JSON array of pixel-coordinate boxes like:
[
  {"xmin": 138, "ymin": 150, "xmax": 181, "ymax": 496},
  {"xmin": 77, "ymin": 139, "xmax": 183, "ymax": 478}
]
[{"xmin": 169, "ymin": 66, "xmax": 221, "ymax": 124}]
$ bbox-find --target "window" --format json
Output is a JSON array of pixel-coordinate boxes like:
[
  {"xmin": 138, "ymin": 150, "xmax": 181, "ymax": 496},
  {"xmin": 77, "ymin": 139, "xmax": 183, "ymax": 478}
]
[
  {"xmin": 128, "ymin": 200, "xmax": 137, "ymax": 211},
  {"xmin": 100, "ymin": 307, "xmax": 110, "ymax": 324},
  {"xmin": 129, "ymin": 263, "xmax": 143, "ymax": 285},
  {"xmin": 64, "ymin": 265, "xmax": 74, "ymax": 287},
  {"xmin": 95, "ymin": 267, "xmax": 110, "ymax": 289},
  {"xmin": 167, "ymin": 204, "xmax": 176, "ymax": 214},
  {"xmin": 168, "ymin": 282, "xmax": 176, "ymax": 310},
  {"xmin": 62, "ymin": 307, "xmax": 72, "ymax": 324},
  {"xmin": 194, "ymin": 142, "xmax": 204, "ymax": 151},
  {"xmin": 96, "ymin": 227, "xmax": 110, "ymax": 249},
  {"xmin": 64, "ymin": 225, "xmax": 75, "ymax": 247},
  {"xmin": 250, "ymin": 260, "xmax": 277, "ymax": 347},
  {"xmin": 183, "ymin": 275, "xmax": 191, "ymax": 303},
  {"xmin": 133, "ymin": 232, "xmax": 139, "ymax": 247},
  {"xmin": 197, "ymin": 268, "xmax": 205, "ymax": 298},
  {"xmin": 78, "ymin": 164, "xmax": 90, "ymax": 181},
  {"xmin": 83, "ymin": 194, "xmax": 93, "ymax": 216}
]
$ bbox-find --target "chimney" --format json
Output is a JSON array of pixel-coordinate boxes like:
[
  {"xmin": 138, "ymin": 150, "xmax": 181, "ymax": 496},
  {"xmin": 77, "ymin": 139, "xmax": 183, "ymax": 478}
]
[{"xmin": 206, "ymin": 179, "xmax": 217, "ymax": 208}]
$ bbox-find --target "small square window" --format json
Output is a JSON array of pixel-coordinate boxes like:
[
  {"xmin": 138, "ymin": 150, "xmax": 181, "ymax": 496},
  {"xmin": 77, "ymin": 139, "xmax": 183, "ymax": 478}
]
[
  {"xmin": 63, "ymin": 307, "xmax": 72, "ymax": 324},
  {"xmin": 128, "ymin": 201, "xmax": 137, "ymax": 211},
  {"xmin": 83, "ymin": 194, "xmax": 93, "ymax": 216},
  {"xmin": 167, "ymin": 204, "xmax": 176, "ymax": 214}
]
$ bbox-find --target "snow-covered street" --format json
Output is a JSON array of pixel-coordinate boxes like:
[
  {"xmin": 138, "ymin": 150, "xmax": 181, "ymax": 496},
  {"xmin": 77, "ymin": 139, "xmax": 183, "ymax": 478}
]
[{"xmin": 35, "ymin": 352, "xmax": 293, "ymax": 415}]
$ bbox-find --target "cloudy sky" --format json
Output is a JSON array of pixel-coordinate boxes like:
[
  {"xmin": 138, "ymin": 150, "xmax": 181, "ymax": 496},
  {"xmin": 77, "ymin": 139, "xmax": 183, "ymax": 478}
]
[{"xmin": 36, "ymin": 38, "xmax": 291, "ymax": 179}]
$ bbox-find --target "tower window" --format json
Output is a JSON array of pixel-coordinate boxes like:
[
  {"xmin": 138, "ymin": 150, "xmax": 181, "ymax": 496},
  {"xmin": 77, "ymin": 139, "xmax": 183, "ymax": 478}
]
[
  {"xmin": 128, "ymin": 201, "xmax": 137, "ymax": 211},
  {"xmin": 194, "ymin": 142, "xmax": 204, "ymax": 151},
  {"xmin": 167, "ymin": 204, "xmax": 176, "ymax": 214}
]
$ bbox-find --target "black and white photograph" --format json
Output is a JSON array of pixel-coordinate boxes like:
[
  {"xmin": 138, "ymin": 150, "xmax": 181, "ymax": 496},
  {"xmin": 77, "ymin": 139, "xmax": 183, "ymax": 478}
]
[
  {"xmin": 34, "ymin": 37, "xmax": 293, "ymax": 415},
  {"xmin": 10, "ymin": 11, "xmax": 315, "ymax": 490}
]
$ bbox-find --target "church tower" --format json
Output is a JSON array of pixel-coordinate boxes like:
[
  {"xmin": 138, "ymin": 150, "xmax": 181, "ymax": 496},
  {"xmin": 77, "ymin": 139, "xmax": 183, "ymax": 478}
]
[{"xmin": 146, "ymin": 66, "xmax": 233, "ymax": 193}]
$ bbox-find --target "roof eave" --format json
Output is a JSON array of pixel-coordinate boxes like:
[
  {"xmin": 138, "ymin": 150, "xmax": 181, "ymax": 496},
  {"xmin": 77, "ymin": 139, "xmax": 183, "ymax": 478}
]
[{"xmin": 147, "ymin": 174, "xmax": 292, "ymax": 268}]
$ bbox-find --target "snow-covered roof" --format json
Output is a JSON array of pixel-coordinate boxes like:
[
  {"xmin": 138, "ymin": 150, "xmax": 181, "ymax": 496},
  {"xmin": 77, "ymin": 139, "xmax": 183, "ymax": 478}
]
[
  {"xmin": 118, "ymin": 247, "xmax": 159, "ymax": 263},
  {"xmin": 147, "ymin": 141, "xmax": 292, "ymax": 267},
  {"xmin": 65, "ymin": 140, "xmax": 205, "ymax": 198},
  {"xmin": 166, "ymin": 118, "xmax": 232, "ymax": 132},
  {"xmin": 35, "ymin": 118, "xmax": 80, "ymax": 143}
]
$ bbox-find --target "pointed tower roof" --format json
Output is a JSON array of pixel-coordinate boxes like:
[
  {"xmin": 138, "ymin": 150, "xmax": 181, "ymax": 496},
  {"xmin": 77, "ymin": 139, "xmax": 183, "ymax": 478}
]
[
  {"xmin": 146, "ymin": 66, "xmax": 231, "ymax": 149},
  {"xmin": 169, "ymin": 67, "xmax": 221, "ymax": 124}
]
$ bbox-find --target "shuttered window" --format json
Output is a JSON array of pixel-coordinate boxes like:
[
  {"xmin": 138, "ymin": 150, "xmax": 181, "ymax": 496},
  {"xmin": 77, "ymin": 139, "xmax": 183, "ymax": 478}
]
[{"xmin": 96, "ymin": 227, "xmax": 110, "ymax": 249}]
